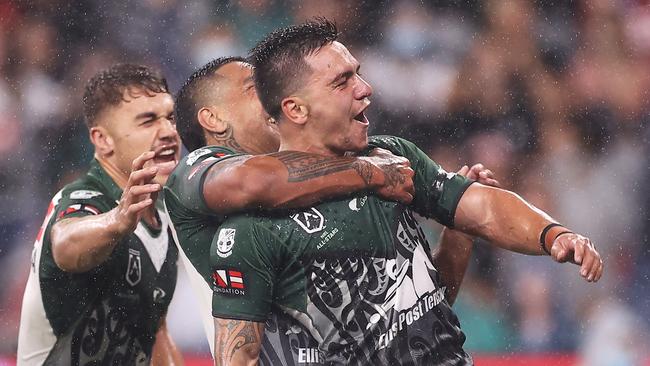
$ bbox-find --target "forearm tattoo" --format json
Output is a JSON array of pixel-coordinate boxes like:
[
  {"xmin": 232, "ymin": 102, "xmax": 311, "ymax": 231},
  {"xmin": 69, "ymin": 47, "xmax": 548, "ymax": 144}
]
[
  {"xmin": 382, "ymin": 164, "xmax": 406, "ymax": 189},
  {"xmin": 272, "ymin": 151, "xmax": 374, "ymax": 184},
  {"xmin": 215, "ymin": 319, "xmax": 263, "ymax": 365}
]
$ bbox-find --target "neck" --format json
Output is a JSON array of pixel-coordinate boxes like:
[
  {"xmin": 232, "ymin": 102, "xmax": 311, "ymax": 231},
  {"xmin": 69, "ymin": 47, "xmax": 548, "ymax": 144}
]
[
  {"xmin": 278, "ymin": 125, "xmax": 337, "ymax": 156},
  {"xmin": 95, "ymin": 154, "xmax": 129, "ymax": 189}
]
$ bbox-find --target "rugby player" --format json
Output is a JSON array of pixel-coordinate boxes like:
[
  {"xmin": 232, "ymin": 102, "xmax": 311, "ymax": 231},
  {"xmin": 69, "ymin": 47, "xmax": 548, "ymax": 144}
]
[
  {"xmin": 205, "ymin": 18, "xmax": 603, "ymax": 365},
  {"xmin": 17, "ymin": 64, "xmax": 183, "ymax": 365},
  {"xmin": 165, "ymin": 56, "xmax": 496, "ymax": 354}
]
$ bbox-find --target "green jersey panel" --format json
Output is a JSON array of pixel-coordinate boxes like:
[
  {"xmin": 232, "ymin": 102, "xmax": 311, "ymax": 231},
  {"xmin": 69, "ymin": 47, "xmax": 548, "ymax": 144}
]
[
  {"xmin": 367, "ymin": 135, "xmax": 473, "ymax": 227},
  {"xmin": 17, "ymin": 160, "xmax": 178, "ymax": 366},
  {"xmin": 210, "ymin": 136, "xmax": 473, "ymax": 365},
  {"xmin": 163, "ymin": 145, "xmax": 244, "ymax": 284}
]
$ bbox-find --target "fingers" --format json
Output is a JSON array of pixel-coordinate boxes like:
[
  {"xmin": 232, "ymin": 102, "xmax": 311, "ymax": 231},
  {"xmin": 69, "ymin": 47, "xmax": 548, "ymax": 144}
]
[
  {"xmin": 127, "ymin": 166, "xmax": 159, "ymax": 187},
  {"xmin": 131, "ymin": 150, "xmax": 156, "ymax": 171},
  {"xmin": 368, "ymin": 147, "xmax": 392, "ymax": 157},
  {"xmin": 127, "ymin": 198, "xmax": 155, "ymax": 214},
  {"xmin": 553, "ymin": 234, "xmax": 604, "ymax": 283},
  {"xmin": 467, "ymin": 163, "xmax": 485, "ymax": 180},
  {"xmin": 457, "ymin": 165, "xmax": 469, "ymax": 177}
]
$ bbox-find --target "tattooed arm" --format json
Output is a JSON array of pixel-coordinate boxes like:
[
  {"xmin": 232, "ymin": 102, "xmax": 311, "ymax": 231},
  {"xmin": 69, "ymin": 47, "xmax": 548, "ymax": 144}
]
[
  {"xmin": 213, "ymin": 318, "xmax": 264, "ymax": 366},
  {"xmin": 202, "ymin": 148, "xmax": 414, "ymax": 215}
]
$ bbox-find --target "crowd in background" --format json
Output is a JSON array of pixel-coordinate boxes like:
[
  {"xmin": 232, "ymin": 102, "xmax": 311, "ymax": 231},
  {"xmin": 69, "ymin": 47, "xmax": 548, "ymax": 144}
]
[{"xmin": 0, "ymin": 0, "xmax": 648, "ymax": 363}]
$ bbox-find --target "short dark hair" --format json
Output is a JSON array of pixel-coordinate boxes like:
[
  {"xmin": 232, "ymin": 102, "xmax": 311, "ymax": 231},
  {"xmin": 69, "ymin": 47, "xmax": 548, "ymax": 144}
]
[
  {"xmin": 174, "ymin": 56, "xmax": 246, "ymax": 152},
  {"xmin": 249, "ymin": 17, "xmax": 338, "ymax": 120},
  {"xmin": 82, "ymin": 63, "xmax": 169, "ymax": 127}
]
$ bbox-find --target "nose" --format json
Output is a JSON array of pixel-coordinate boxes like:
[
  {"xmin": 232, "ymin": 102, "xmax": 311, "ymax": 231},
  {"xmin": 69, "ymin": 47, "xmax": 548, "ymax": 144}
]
[
  {"xmin": 354, "ymin": 74, "xmax": 373, "ymax": 100},
  {"xmin": 157, "ymin": 117, "xmax": 178, "ymax": 141}
]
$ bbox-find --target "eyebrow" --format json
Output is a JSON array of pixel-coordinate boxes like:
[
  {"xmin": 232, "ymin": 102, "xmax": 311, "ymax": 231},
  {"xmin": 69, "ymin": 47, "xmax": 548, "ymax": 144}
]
[
  {"xmin": 135, "ymin": 112, "xmax": 159, "ymax": 120},
  {"xmin": 329, "ymin": 64, "xmax": 361, "ymax": 86}
]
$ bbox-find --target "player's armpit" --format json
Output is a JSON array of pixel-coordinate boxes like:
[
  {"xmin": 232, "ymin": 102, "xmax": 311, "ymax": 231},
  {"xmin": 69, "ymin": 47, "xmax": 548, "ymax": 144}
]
[{"xmin": 213, "ymin": 318, "xmax": 264, "ymax": 366}]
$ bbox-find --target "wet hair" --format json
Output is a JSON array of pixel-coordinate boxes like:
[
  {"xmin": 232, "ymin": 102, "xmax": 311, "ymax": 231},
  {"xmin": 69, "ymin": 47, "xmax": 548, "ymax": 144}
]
[
  {"xmin": 174, "ymin": 56, "xmax": 246, "ymax": 152},
  {"xmin": 249, "ymin": 17, "xmax": 338, "ymax": 120},
  {"xmin": 82, "ymin": 63, "xmax": 169, "ymax": 128}
]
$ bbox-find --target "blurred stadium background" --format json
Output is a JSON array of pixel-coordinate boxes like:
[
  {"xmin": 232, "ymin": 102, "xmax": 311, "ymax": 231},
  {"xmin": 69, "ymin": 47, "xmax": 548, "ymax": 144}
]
[{"xmin": 0, "ymin": 0, "xmax": 649, "ymax": 364}]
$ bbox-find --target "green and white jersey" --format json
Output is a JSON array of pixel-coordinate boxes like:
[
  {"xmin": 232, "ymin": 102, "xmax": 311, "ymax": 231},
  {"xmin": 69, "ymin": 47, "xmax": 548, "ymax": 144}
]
[
  {"xmin": 17, "ymin": 160, "xmax": 178, "ymax": 366},
  {"xmin": 163, "ymin": 146, "xmax": 243, "ymax": 352},
  {"xmin": 211, "ymin": 136, "xmax": 474, "ymax": 365}
]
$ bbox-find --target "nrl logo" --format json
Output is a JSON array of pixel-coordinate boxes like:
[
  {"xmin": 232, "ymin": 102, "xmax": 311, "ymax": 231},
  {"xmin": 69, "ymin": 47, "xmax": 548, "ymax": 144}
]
[
  {"xmin": 185, "ymin": 148, "xmax": 212, "ymax": 166},
  {"xmin": 69, "ymin": 190, "xmax": 103, "ymax": 200},
  {"xmin": 291, "ymin": 208, "xmax": 325, "ymax": 234},
  {"xmin": 126, "ymin": 249, "xmax": 142, "ymax": 286},
  {"xmin": 217, "ymin": 228, "xmax": 236, "ymax": 258}
]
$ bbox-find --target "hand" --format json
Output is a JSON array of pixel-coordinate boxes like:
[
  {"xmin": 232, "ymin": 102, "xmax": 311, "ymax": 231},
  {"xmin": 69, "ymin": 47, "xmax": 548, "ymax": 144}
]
[
  {"xmin": 364, "ymin": 148, "xmax": 415, "ymax": 204},
  {"xmin": 551, "ymin": 233, "xmax": 604, "ymax": 282},
  {"xmin": 457, "ymin": 163, "xmax": 500, "ymax": 187},
  {"xmin": 110, "ymin": 151, "xmax": 162, "ymax": 235}
]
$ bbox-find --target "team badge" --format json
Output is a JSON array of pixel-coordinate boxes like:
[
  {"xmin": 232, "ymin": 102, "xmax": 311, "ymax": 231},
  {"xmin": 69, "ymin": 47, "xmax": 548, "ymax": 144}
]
[
  {"xmin": 291, "ymin": 208, "xmax": 325, "ymax": 233},
  {"xmin": 216, "ymin": 228, "xmax": 236, "ymax": 258},
  {"xmin": 126, "ymin": 249, "xmax": 142, "ymax": 286}
]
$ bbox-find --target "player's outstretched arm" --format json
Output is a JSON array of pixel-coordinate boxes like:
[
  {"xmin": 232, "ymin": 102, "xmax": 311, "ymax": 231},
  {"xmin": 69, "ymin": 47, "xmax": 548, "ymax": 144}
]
[
  {"xmin": 213, "ymin": 318, "xmax": 264, "ymax": 366},
  {"xmin": 453, "ymin": 184, "xmax": 604, "ymax": 282},
  {"xmin": 151, "ymin": 318, "xmax": 184, "ymax": 366},
  {"xmin": 51, "ymin": 151, "xmax": 161, "ymax": 273},
  {"xmin": 202, "ymin": 148, "xmax": 414, "ymax": 215},
  {"xmin": 433, "ymin": 164, "xmax": 500, "ymax": 304}
]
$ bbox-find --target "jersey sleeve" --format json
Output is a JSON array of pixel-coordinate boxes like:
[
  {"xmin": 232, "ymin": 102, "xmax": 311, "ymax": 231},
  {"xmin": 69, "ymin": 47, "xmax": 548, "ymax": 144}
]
[
  {"xmin": 209, "ymin": 216, "xmax": 280, "ymax": 322},
  {"xmin": 367, "ymin": 135, "xmax": 474, "ymax": 227},
  {"xmin": 53, "ymin": 188, "xmax": 114, "ymax": 221},
  {"xmin": 164, "ymin": 146, "xmax": 243, "ymax": 216}
]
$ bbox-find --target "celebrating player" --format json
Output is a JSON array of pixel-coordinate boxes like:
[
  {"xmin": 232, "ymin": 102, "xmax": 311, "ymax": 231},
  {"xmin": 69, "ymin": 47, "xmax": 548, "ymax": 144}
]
[
  {"xmin": 205, "ymin": 18, "xmax": 603, "ymax": 365},
  {"xmin": 17, "ymin": 64, "xmax": 183, "ymax": 365},
  {"xmin": 165, "ymin": 54, "xmax": 496, "ymax": 356}
]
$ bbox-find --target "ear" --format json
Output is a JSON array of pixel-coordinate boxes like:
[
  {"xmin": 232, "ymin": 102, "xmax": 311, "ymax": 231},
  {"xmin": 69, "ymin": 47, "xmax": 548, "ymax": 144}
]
[
  {"xmin": 197, "ymin": 107, "xmax": 228, "ymax": 135},
  {"xmin": 281, "ymin": 96, "xmax": 308, "ymax": 125},
  {"xmin": 89, "ymin": 126, "xmax": 114, "ymax": 157}
]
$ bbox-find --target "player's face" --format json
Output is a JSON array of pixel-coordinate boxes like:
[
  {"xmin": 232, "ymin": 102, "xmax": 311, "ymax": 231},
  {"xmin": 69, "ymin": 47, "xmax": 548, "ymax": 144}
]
[
  {"xmin": 219, "ymin": 62, "xmax": 280, "ymax": 154},
  {"xmin": 103, "ymin": 89, "xmax": 180, "ymax": 185},
  {"xmin": 300, "ymin": 41, "xmax": 373, "ymax": 155}
]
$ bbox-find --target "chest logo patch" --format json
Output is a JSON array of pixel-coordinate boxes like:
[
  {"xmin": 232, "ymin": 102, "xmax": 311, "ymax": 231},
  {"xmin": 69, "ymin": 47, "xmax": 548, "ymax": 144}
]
[
  {"xmin": 217, "ymin": 228, "xmax": 236, "ymax": 258},
  {"xmin": 126, "ymin": 249, "xmax": 142, "ymax": 286},
  {"xmin": 153, "ymin": 287, "xmax": 166, "ymax": 303},
  {"xmin": 348, "ymin": 196, "xmax": 368, "ymax": 211},
  {"xmin": 291, "ymin": 208, "xmax": 325, "ymax": 234}
]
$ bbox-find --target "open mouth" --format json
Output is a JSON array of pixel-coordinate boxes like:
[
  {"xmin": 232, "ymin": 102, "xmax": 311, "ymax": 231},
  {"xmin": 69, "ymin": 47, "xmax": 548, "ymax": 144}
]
[
  {"xmin": 153, "ymin": 144, "xmax": 179, "ymax": 164},
  {"xmin": 353, "ymin": 111, "xmax": 369, "ymax": 125}
]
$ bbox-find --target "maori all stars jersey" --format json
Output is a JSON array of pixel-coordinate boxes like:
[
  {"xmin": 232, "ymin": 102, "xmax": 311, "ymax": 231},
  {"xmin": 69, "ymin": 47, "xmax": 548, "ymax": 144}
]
[
  {"xmin": 17, "ymin": 160, "xmax": 178, "ymax": 366},
  {"xmin": 211, "ymin": 136, "xmax": 475, "ymax": 365}
]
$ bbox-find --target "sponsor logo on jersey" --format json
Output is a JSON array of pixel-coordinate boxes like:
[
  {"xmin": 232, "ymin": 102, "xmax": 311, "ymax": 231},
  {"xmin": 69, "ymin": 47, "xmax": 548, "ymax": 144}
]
[
  {"xmin": 291, "ymin": 208, "xmax": 325, "ymax": 234},
  {"xmin": 153, "ymin": 287, "xmax": 166, "ymax": 303},
  {"xmin": 216, "ymin": 228, "xmax": 236, "ymax": 258},
  {"xmin": 348, "ymin": 196, "xmax": 368, "ymax": 211},
  {"xmin": 185, "ymin": 147, "xmax": 214, "ymax": 166},
  {"xmin": 212, "ymin": 269, "xmax": 245, "ymax": 295},
  {"xmin": 69, "ymin": 190, "xmax": 104, "ymax": 200},
  {"xmin": 58, "ymin": 204, "xmax": 101, "ymax": 218},
  {"xmin": 126, "ymin": 249, "xmax": 142, "ymax": 286},
  {"xmin": 297, "ymin": 348, "xmax": 324, "ymax": 364}
]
